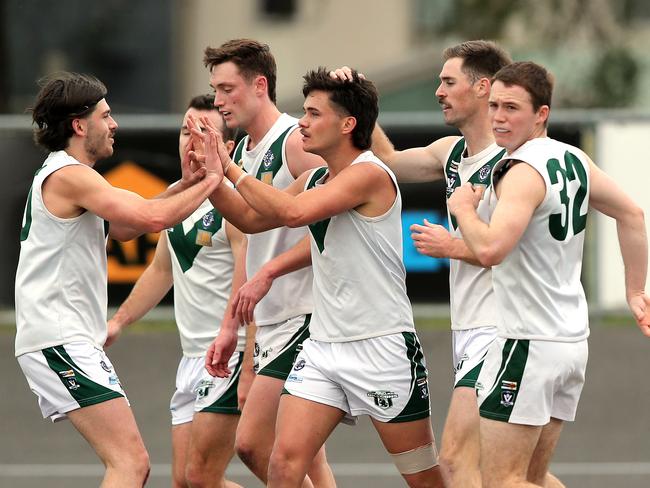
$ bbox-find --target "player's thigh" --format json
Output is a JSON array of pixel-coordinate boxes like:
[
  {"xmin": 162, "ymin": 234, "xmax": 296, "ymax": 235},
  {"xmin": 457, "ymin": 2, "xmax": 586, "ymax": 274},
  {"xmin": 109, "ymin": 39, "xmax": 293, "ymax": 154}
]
[
  {"xmin": 237, "ymin": 374, "xmax": 285, "ymax": 438},
  {"xmin": 527, "ymin": 418, "xmax": 564, "ymax": 482},
  {"xmin": 274, "ymin": 394, "xmax": 344, "ymax": 462},
  {"xmin": 68, "ymin": 396, "xmax": 147, "ymax": 464},
  {"xmin": 479, "ymin": 417, "xmax": 541, "ymax": 481},
  {"xmin": 440, "ymin": 386, "xmax": 480, "ymax": 453},
  {"xmin": 371, "ymin": 416, "xmax": 435, "ymax": 454},
  {"xmin": 188, "ymin": 411, "xmax": 239, "ymax": 467},
  {"xmin": 171, "ymin": 422, "xmax": 192, "ymax": 478}
]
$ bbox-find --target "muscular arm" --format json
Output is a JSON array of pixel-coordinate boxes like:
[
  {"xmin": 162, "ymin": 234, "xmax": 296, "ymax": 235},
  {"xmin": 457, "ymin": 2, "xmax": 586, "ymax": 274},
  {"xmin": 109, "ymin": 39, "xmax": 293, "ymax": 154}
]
[
  {"xmin": 588, "ymin": 159, "xmax": 650, "ymax": 334},
  {"xmin": 449, "ymin": 163, "xmax": 545, "ymax": 267},
  {"xmin": 371, "ymin": 123, "xmax": 454, "ymax": 182},
  {"xmin": 105, "ymin": 232, "xmax": 173, "ymax": 346},
  {"xmin": 44, "ymin": 164, "xmax": 220, "ymax": 240}
]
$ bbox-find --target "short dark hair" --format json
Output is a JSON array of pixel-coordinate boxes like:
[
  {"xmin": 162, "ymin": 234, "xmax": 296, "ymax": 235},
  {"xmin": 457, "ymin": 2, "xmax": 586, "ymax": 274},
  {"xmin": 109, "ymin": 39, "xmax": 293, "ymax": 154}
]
[
  {"xmin": 203, "ymin": 39, "xmax": 277, "ymax": 104},
  {"xmin": 443, "ymin": 40, "xmax": 512, "ymax": 83},
  {"xmin": 493, "ymin": 61, "xmax": 554, "ymax": 113},
  {"xmin": 187, "ymin": 94, "xmax": 237, "ymax": 142},
  {"xmin": 29, "ymin": 72, "xmax": 107, "ymax": 152},
  {"xmin": 302, "ymin": 67, "xmax": 378, "ymax": 150}
]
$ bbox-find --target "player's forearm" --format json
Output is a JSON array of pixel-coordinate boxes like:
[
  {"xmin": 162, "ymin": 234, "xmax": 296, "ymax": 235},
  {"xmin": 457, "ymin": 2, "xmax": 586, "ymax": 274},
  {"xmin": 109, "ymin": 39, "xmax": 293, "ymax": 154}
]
[
  {"xmin": 261, "ymin": 236, "xmax": 312, "ymax": 281},
  {"xmin": 208, "ymin": 181, "xmax": 276, "ymax": 234},
  {"xmin": 227, "ymin": 165, "xmax": 296, "ymax": 227},
  {"xmin": 111, "ymin": 266, "xmax": 173, "ymax": 329},
  {"xmin": 455, "ymin": 208, "xmax": 501, "ymax": 267},
  {"xmin": 617, "ymin": 206, "xmax": 648, "ymax": 299},
  {"xmin": 449, "ymin": 237, "xmax": 484, "ymax": 267}
]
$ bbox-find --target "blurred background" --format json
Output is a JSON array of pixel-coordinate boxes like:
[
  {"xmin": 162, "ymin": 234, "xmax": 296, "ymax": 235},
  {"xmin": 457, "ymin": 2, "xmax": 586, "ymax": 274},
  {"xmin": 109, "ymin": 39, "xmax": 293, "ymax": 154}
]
[
  {"xmin": 0, "ymin": 0, "xmax": 648, "ymax": 312},
  {"xmin": 1, "ymin": 1, "xmax": 650, "ymax": 486}
]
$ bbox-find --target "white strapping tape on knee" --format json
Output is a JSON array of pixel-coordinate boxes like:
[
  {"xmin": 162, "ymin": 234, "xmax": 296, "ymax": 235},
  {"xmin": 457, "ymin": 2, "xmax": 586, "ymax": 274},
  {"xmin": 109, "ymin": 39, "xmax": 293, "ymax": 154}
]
[{"xmin": 390, "ymin": 442, "xmax": 439, "ymax": 475}]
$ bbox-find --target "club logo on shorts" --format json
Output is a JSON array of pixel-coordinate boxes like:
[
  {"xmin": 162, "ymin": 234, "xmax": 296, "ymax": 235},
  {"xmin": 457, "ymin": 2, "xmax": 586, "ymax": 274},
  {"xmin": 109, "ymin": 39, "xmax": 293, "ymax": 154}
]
[
  {"xmin": 287, "ymin": 373, "xmax": 303, "ymax": 383},
  {"xmin": 500, "ymin": 390, "xmax": 516, "ymax": 407},
  {"xmin": 417, "ymin": 377, "xmax": 429, "ymax": 399},
  {"xmin": 293, "ymin": 359, "xmax": 306, "ymax": 371},
  {"xmin": 367, "ymin": 390, "xmax": 399, "ymax": 410},
  {"xmin": 100, "ymin": 360, "xmax": 112, "ymax": 373},
  {"xmin": 109, "ymin": 374, "xmax": 120, "ymax": 385},
  {"xmin": 195, "ymin": 379, "xmax": 214, "ymax": 399}
]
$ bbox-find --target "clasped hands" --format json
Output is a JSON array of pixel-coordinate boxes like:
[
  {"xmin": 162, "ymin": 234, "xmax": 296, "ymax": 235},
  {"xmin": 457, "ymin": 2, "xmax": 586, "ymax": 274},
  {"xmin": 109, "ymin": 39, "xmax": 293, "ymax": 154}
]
[{"xmin": 184, "ymin": 115, "xmax": 234, "ymax": 184}]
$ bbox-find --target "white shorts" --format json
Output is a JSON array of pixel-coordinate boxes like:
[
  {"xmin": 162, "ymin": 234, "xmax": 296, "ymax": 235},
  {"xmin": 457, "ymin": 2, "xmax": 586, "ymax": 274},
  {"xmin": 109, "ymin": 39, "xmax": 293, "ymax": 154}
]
[
  {"xmin": 254, "ymin": 314, "xmax": 311, "ymax": 380},
  {"xmin": 452, "ymin": 326, "xmax": 497, "ymax": 388},
  {"xmin": 476, "ymin": 337, "xmax": 588, "ymax": 426},
  {"xmin": 284, "ymin": 333, "xmax": 431, "ymax": 424},
  {"xmin": 17, "ymin": 342, "xmax": 127, "ymax": 423},
  {"xmin": 170, "ymin": 352, "xmax": 243, "ymax": 425}
]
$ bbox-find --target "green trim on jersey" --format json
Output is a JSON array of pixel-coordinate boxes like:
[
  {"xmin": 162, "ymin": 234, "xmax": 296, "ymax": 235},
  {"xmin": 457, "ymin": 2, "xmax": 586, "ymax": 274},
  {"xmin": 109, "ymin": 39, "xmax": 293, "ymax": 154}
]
[
  {"xmin": 479, "ymin": 339, "xmax": 529, "ymax": 422},
  {"xmin": 167, "ymin": 208, "xmax": 224, "ymax": 273},
  {"xmin": 233, "ymin": 125, "xmax": 295, "ymax": 183},
  {"xmin": 103, "ymin": 220, "xmax": 110, "ymax": 238},
  {"xmin": 43, "ymin": 345, "xmax": 123, "ymax": 408},
  {"xmin": 199, "ymin": 352, "xmax": 244, "ymax": 415},
  {"xmin": 306, "ymin": 168, "xmax": 330, "ymax": 253},
  {"xmin": 20, "ymin": 165, "xmax": 46, "ymax": 242},
  {"xmin": 444, "ymin": 138, "xmax": 505, "ymax": 230},
  {"xmin": 259, "ymin": 314, "xmax": 312, "ymax": 380},
  {"xmin": 390, "ymin": 332, "xmax": 431, "ymax": 423}
]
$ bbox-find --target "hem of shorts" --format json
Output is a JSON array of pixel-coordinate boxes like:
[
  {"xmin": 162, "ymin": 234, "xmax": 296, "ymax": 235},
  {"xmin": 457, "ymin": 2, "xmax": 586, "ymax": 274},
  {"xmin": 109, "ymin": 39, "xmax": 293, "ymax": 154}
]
[
  {"xmin": 454, "ymin": 379, "xmax": 478, "ymax": 389},
  {"xmin": 257, "ymin": 368, "xmax": 289, "ymax": 380},
  {"xmin": 77, "ymin": 391, "xmax": 124, "ymax": 409},
  {"xmin": 198, "ymin": 406, "xmax": 241, "ymax": 415},
  {"xmin": 385, "ymin": 409, "xmax": 431, "ymax": 423},
  {"xmin": 254, "ymin": 309, "xmax": 313, "ymax": 327},
  {"xmin": 283, "ymin": 388, "xmax": 348, "ymax": 414}
]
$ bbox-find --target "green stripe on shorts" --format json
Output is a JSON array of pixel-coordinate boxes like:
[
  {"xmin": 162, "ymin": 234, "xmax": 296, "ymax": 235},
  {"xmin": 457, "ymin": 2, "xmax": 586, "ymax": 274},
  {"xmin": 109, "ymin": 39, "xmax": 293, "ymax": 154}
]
[
  {"xmin": 43, "ymin": 345, "xmax": 123, "ymax": 408},
  {"xmin": 390, "ymin": 332, "xmax": 431, "ymax": 423},
  {"xmin": 455, "ymin": 357, "xmax": 486, "ymax": 389},
  {"xmin": 479, "ymin": 339, "xmax": 529, "ymax": 422},
  {"xmin": 259, "ymin": 314, "xmax": 311, "ymax": 380},
  {"xmin": 200, "ymin": 352, "xmax": 244, "ymax": 415}
]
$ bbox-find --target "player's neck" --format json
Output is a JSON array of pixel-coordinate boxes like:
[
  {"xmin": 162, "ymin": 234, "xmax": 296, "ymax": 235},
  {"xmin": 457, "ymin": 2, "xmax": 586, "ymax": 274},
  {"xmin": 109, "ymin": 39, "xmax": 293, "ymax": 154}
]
[
  {"xmin": 245, "ymin": 103, "xmax": 282, "ymax": 149},
  {"xmin": 321, "ymin": 142, "xmax": 363, "ymax": 177},
  {"xmin": 459, "ymin": 115, "xmax": 495, "ymax": 157},
  {"xmin": 64, "ymin": 140, "xmax": 95, "ymax": 167}
]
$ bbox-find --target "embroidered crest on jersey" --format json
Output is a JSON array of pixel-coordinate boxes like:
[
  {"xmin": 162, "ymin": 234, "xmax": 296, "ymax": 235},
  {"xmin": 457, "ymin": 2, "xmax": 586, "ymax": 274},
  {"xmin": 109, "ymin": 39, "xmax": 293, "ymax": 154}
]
[
  {"xmin": 367, "ymin": 390, "xmax": 399, "ymax": 409},
  {"xmin": 168, "ymin": 208, "xmax": 223, "ymax": 272},
  {"xmin": 262, "ymin": 150, "xmax": 275, "ymax": 169},
  {"xmin": 478, "ymin": 164, "xmax": 492, "ymax": 181}
]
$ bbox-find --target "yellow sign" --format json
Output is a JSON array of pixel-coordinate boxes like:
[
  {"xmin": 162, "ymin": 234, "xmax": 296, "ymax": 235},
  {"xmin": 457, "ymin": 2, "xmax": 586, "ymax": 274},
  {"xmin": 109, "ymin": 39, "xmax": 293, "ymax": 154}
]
[{"xmin": 104, "ymin": 161, "xmax": 168, "ymax": 284}]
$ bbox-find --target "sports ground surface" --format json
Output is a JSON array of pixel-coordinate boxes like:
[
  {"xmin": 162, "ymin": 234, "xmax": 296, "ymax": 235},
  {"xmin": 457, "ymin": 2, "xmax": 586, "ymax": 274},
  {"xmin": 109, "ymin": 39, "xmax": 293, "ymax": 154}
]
[{"xmin": 2, "ymin": 317, "xmax": 649, "ymax": 487}]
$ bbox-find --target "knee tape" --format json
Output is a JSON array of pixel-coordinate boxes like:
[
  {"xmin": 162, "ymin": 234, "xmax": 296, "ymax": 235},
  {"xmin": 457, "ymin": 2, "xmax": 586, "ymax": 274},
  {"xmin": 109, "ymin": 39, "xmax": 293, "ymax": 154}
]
[{"xmin": 390, "ymin": 442, "xmax": 439, "ymax": 475}]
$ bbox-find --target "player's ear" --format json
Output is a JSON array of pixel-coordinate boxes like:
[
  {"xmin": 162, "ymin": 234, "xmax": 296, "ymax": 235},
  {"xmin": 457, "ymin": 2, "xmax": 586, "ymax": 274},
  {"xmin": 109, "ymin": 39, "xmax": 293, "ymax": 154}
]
[
  {"xmin": 341, "ymin": 116, "xmax": 357, "ymax": 135},
  {"xmin": 476, "ymin": 77, "xmax": 490, "ymax": 98}
]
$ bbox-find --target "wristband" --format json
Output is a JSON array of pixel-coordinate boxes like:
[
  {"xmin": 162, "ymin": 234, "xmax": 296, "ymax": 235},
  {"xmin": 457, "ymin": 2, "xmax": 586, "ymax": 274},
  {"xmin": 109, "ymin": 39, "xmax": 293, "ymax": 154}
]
[{"xmin": 235, "ymin": 172, "xmax": 250, "ymax": 189}]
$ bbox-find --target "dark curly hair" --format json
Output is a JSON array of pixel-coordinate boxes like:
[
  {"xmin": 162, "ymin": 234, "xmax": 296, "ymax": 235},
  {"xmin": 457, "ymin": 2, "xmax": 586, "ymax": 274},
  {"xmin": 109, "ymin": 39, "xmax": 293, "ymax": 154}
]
[
  {"xmin": 302, "ymin": 67, "xmax": 378, "ymax": 150},
  {"xmin": 29, "ymin": 72, "xmax": 107, "ymax": 152}
]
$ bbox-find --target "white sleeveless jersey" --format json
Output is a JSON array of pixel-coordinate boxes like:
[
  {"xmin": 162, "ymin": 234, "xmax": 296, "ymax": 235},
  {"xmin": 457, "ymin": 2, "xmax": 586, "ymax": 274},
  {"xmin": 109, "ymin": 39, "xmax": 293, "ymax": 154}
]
[
  {"xmin": 166, "ymin": 199, "xmax": 245, "ymax": 357},
  {"xmin": 306, "ymin": 151, "xmax": 415, "ymax": 342},
  {"xmin": 444, "ymin": 138, "xmax": 505, "ymax": 330},
  {"xmin": 489, "ymin": 137, "xmax": 590, "ymax": 342},
  {"xmin": 15, "ymin": 151, "xmax": 109, "ymax": 356},
  {"xmin": 233, "ymin": 113, "xmax": 313, "ymax": 326}
]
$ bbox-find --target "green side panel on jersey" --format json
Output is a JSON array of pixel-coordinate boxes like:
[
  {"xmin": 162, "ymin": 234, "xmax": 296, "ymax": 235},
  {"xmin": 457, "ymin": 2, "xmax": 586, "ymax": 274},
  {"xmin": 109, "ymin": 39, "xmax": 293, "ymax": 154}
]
[
  {"xmin": 254, "ymin": 126, "xmax": 294, "ymax": 181},
  {"xmin": 233, "ymin": 138, "xmax": 246, "ymax": 167},
  {"xmin": 306, "ymin": 168, "xmax": 330, "ymax": 253},
  {"xmin": 43, "ymin": 345, "xmax": 123, "ymax": 408},
  {"xmin": 167, "ymin": 208, "xmax": 223, "ymax": 273},
  {"xmin": 103, "ymin": 220, "xmax": 110, "ymax": 238},
  {"xmin": 20, "ymin": 165, "xmax": 46, "ymax": 242},
  {"xmin": 479, "ymin": 339, "xmax": 529, "ymax": 422},
  {"xmin": 390, "ymin": 332, "xmax": 430, "ymax": 423},
  {"xmin": 444, "ymin": 139, "xmax": 466, "ymax": 231}
]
